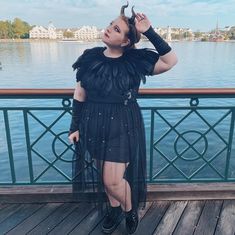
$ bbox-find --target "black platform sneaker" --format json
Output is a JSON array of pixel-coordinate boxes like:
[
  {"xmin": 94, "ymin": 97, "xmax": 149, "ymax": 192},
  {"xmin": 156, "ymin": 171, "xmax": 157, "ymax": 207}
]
[
  {"xmin": 102, "ymin": 205, "xmax": 123, "ymax": 234},
  {"xmin": 125, "ymin": 209, "xmax": 139, "ymax": 234}
]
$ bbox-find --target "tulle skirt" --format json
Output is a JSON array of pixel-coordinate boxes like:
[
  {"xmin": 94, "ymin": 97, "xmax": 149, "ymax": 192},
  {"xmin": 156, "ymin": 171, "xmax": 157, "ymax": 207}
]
[{"xmin": 72, "ymin": 100, "xmax": 147, "ymax": 213}]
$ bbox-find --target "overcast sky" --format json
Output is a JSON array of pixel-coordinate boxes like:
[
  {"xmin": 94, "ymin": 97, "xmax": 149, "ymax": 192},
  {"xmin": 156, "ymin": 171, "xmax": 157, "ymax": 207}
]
[{"xmin": 1, "ymin": 0, "xmax": 235, "ymax": 31}]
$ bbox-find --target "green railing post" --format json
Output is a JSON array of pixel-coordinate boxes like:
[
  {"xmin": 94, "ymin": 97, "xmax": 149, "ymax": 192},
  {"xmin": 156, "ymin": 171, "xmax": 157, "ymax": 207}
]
[
  {"xmin": 225, "ymin": 108, "xmax": 235, "ymax": 180},
  {"xmin": 149, "ymin": 109, "xmax": 155, "ymax": 183},
  {"xmin": 3, "ymin": 109, "xmax": 16, "ymax": 183},
  {"xmin": 23, "ymin": 109, "xmax": 34, "ymax": 184}
]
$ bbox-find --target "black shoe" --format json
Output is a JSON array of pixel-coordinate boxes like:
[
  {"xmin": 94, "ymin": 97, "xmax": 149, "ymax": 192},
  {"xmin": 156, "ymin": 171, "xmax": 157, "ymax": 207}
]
[
  {"xmin": 102, "ymin": 206, "xmax": 123, "ymax": 234},
  {"xmin": 125, "ymin": 209, "xmax": 139, "ymax": 234}
]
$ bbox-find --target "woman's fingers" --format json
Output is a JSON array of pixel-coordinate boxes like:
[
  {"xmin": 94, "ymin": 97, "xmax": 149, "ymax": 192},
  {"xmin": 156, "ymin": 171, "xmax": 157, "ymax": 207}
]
[
  {"xmin": 136, "ymin": 13, "xmax": 146, "ymax": 20},
  {"xmin": 68, "ymin": 132, "xmax": 79, "ymax": 144}
]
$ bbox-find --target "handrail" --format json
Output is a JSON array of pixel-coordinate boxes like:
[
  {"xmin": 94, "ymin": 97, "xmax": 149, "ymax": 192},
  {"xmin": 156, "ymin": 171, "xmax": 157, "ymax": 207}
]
[{"xmin": 1, "ymin": 88, "xmax": 235, "ymax": 98}]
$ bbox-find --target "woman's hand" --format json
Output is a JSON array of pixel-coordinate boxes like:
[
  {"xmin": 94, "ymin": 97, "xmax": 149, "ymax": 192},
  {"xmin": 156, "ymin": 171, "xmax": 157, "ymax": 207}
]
[
  {"xmin": 68, "ymin": 130, "xmax": 79, "ymax": 144},
  {"xmin": 135, "ymin": 13, "xmax": 151, "ymax": 34}
]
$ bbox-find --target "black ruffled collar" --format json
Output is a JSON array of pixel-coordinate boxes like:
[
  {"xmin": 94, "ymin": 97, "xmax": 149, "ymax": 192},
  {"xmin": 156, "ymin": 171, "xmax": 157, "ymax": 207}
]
[{"xmin": 72, "ymin": 46, "xmax": 158, "ymax": 96}]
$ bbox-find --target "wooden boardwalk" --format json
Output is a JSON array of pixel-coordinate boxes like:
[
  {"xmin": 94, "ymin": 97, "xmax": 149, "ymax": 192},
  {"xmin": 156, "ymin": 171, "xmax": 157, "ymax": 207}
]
[{"xmin": 0, "ymin": 200, "xmax": 235, "ymax": 235}]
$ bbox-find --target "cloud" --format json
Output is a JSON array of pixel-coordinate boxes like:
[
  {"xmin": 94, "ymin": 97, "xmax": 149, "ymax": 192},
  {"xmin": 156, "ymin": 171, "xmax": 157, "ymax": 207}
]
[{"xmin": 0, "ymin": 0, "xmax": 234, "ymax": 30}]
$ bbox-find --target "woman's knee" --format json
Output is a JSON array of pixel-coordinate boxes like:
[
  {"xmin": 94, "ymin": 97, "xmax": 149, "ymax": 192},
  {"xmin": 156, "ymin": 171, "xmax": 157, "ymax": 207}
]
[
  {"xmin": 102, "ymin": 161, "xmax": 128, "ymax": 189},
  {"xmin": 103, "ymin": 177, "xmax": 122, "ymax": 189}
]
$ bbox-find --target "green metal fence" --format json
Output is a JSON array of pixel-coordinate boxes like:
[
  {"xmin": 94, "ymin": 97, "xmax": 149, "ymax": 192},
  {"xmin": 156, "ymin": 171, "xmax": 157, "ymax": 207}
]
[{"xmin": 0, "ymin": 89, "xmax": 235, "ymax": 185}]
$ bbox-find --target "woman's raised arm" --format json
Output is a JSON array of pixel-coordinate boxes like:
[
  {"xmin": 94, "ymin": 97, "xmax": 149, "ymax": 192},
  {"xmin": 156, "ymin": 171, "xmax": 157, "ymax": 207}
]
[{"xmin": 135, "ymin": 12, "xmax": 178, "ymax": 75}]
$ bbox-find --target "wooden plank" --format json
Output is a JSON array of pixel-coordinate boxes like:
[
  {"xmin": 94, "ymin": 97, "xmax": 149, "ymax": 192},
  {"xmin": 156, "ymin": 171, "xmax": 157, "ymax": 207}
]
[
  {"xmin": 173, "ymin": 200, "xmax": 205, "ymax": 235},
  {"xmin": 214, "ymin": 200, "xmax": 235, "ymax": 235},
  {"xmin": 153, "ymin": 201, "xmax": 188, "ymax": 235},
  {"xmin": 1, "ymin": 183, "xmax": 235, "ymax": 194},
  {"xmin": 147, "ymin": 183, "xmax": 235, "ymax": 200},
  {"xmin": 6, "ymin": 203, "xmax": 63, "ymax": 235},
  {"xmin": 2, "ymin": 183, "xmax": 235, "ymax": 203},
  {"xmin": 69, "ymin": 207, "xmax": 105, "ymax": 235},
  {"xmin": 148, "ymin": 183, "xmax": 235, "ymax": 192},
  {"xmin": 48, "ymin": 202, "xmax": 94, "ymax": 235},
  {"xmin": 26, "ymin": 203, "xmax": 78, "ymax": 234},
  {"xmin": 130, "ymin": 200, "xmax": 170, "ymax": 235},
  {"xmin": 0, "ymin": 204, "xmax": 22, "ymax": 224},
  {"xmin": 0, "ymin": 203, "xmax": 43, "ymax": 234},
  {"xmin": 193, "ymin": 200, "xmax": 223, "ymax": 235}
]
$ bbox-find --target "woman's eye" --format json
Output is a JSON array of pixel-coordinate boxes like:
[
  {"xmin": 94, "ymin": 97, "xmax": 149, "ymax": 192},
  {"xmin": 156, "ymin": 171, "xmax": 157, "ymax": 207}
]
[{"xmin": 114, "ymin": 27, "xmax": 120, "ymax": 32}]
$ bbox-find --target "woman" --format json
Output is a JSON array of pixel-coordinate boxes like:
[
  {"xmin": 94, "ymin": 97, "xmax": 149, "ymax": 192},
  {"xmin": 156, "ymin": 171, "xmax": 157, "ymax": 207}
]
[{"xmin": 68, "ymin": 2, "xmax": 177, "ymax": 234}]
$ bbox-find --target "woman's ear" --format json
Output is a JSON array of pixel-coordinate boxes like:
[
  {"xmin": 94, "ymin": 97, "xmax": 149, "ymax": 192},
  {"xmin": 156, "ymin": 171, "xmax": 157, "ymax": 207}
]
[{"xmin": 121, "ymin": 38, "xmax": 130, "ymax": 47}]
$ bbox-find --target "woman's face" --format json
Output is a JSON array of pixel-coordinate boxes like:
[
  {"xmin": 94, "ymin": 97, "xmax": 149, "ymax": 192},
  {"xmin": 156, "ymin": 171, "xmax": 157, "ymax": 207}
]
[{"xmin": 102, "ymin": 17, "xmax": 130, "ymax": 48}]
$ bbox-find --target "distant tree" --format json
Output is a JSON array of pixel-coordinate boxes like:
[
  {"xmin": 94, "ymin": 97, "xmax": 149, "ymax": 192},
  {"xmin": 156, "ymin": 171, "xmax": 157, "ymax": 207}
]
[
  {"xmin": 0, "ymin": 21, "xmax": 8, "ymax": 38},
  {"xmin": 201, "ymin": 36, "xmax": 209, "ymax": 41},
  {"xmin": 63, "ymin": 31, "xmax": 74, "ymax": 38},
  {"xmin": 183, "ymin": 31, "xmax": 193, "ymax": 39},
  {"xmin": 172, "ymin": 34, "xmax": 180, "ymax": 40},
  {"xmin": 228, "ymin": 28, "xmax": 235, "ymax": 40},
  {"xmin": 7, "ymin": 21, "xmax": 14, "ymax": 38},
  {"xmin": 12, "ymin": 18, "xmax": 31, "ymax": 38},
  {"xmin": 224, "ymin": 34, "xmax": 229, "ymax": 40},
  {"xmin": 194, "ymin": 31, "xmax": 203, "ymax": 39}
]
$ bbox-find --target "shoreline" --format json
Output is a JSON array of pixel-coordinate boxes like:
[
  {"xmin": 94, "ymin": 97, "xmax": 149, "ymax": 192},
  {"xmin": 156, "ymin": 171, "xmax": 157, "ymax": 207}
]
[
  {"xmin": 0, "ymin": 38, "xmax": 103, "ymax": 43},
  {"xmin": 1, "ymin": 38, "xmax": 235, "ymax": 43}
]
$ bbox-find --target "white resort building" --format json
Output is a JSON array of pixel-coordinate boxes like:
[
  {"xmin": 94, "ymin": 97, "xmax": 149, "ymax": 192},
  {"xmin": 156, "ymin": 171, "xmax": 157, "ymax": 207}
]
[
  {"xmin": 29, "ymin": 22, "xmax": 63, "ymax": 39},
  {"xmin": 74, "ymin": 26, "xmax": 99, "ymax": 40},
  {"xmin": 30, "ymin": 22, "xmax": 99, "ymax": 40}
]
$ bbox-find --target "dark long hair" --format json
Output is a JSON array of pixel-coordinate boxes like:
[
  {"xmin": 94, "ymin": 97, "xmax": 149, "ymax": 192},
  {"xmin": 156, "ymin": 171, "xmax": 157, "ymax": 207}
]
[{"xmin": 120, "ymin": 1, "xmax": 141, "ymax": 50}]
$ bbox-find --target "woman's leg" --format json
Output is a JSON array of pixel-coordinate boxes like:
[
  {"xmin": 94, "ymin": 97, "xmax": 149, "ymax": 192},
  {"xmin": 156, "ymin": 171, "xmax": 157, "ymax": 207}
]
[
  {"xmin": 103, "ymin": 161, "xmax": 132, "ymax": 212},
  {"xmin": 105, "ymin": 188, "xmax": 121, "ymax": 207}
]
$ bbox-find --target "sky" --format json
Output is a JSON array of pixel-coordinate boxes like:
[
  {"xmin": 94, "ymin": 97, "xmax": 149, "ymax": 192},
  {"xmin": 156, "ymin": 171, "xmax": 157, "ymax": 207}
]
[{"xmin": 0, "ymin": 0, "xmax": 235, "ymax": 31}]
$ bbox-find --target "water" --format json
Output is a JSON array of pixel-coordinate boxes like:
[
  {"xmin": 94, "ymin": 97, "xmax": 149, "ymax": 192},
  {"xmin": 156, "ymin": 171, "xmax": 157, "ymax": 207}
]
[
  {"xmin": 0, "ymin": 41, "xmax": 235, "ymax": 183},
  {"xmin": 0, "ymin": 41, "xmax": 235, "ymax": 88}
]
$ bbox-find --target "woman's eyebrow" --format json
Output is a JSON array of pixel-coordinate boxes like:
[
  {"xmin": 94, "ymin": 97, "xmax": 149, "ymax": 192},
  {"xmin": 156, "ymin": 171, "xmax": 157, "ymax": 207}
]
[{"xmin": 112, "ymin": 21, "xmax": 121, "ymax": 32}]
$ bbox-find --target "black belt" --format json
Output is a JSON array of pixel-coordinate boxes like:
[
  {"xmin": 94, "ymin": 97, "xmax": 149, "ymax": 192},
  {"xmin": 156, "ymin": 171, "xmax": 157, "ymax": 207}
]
[{"xmin": 86, "ymin": 89, "xmax": 138, "ymax": 106}]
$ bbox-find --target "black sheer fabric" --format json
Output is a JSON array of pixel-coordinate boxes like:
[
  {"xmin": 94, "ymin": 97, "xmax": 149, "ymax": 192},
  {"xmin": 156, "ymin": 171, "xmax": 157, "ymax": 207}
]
[{"xmin": 71, "ymin": 46, "xmax": 159, "ymax": 213}]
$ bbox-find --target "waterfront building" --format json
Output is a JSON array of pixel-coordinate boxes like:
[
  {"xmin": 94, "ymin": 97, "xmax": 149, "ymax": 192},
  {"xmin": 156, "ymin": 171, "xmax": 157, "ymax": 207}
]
[
  {"xmin": 142, "ymin": 26, "xmax": 194, "ymax": 41},
  {"xmin": 30, "ymin": 22, "xmax": 63, "ymax": 39},
  {"xmin": 74, "ymin": 26, "xmax": 99, "ymax": 40}
]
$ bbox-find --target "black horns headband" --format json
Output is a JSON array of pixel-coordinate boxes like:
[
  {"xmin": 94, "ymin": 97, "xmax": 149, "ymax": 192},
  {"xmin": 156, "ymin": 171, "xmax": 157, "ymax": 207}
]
[{"xmin": 120, "ymin": 1, "xmax": 136, "ymax": 24}]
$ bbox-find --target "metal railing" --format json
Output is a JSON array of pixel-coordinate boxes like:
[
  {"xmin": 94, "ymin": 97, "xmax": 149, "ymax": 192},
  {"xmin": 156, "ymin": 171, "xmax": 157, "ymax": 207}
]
[{"xmin": 1, "ymin": 88, "xmax": 235, "ymax": 185}]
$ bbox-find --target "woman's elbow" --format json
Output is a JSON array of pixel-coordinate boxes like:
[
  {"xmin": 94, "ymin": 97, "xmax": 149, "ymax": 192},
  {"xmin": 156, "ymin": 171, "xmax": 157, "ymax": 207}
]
[{"xmin": 169, "ymin": 52, "xmax": 178, "ymax": 68}]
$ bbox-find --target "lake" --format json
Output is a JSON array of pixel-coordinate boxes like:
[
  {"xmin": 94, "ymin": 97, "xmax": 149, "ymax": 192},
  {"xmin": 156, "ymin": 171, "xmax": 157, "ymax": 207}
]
[{"xmin": 0, "ymin": 41, "xmax": 235, "ymax": 183}]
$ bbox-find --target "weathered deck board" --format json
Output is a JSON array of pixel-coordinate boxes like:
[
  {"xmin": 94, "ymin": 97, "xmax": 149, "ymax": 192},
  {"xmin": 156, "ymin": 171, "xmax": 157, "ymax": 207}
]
[
  {"xmin": 193, "ymin": 200, "xmax": 223, "ymax": 235},
  {"xmin": 0, "ymin": 203, "xmax": 43, "ymax": 234},
  {"xmin": 214, "ymin": 200, "xmax": 235, "ymax": 235},
  {"xmin": 7, "ymin": 203, "xmax": 63, "ymax": 235},
  {"xmin": 153, "ymin": 201, "xmax": 188, "ymax": 235},
  {"xmin": 1, "ymin": 200, "xmax": 235, "ymax": 235},
  {"xmin": 136, "ymin": 201, "xmax": 170, "ymax": 235},
  {"xmin": 173, "ymin": 200, "xmax": 205, "ymax": 235},
  {"xmin": 26, "ymin": 203, "xmax": 78, "ymax": 234},
  {"xmin": 0, "ymin": 204, "xmax": 22, "ymax": 224},
  {"xmin": 48, "ymin": 202, "xmax": 94, "ymax": 235},
  {"xmin": 69, "ymin": 207, "xmax": 105, "ymax": 235}
]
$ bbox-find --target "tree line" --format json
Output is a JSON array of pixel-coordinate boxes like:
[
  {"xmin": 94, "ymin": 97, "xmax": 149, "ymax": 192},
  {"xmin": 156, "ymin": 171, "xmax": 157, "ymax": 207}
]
[{"xmin": 0, "ymin": 18, "xmax": 32, "ymax": 39}]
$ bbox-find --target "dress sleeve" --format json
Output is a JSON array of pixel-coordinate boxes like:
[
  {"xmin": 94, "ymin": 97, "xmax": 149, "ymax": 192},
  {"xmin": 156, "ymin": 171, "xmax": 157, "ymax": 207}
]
[
  {"xmin": 72, "ymin": 48, "xmax": 91, "ymax": 82},
  {"xmin": 136, "ymin": 48, "xmax": 160, "ymax": 76}
]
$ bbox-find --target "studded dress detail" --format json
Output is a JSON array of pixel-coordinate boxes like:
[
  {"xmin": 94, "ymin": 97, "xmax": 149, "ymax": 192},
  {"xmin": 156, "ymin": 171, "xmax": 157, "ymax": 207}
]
[{"xmin": 71, "ymin": 46, "xmax": 159, "ymax": 212}]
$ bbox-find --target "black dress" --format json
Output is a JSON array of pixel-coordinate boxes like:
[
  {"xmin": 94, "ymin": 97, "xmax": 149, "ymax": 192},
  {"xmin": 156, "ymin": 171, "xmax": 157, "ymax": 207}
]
[{"xmin": 71, "ymin": 46, "xmax": 159, "ymax": 212}]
